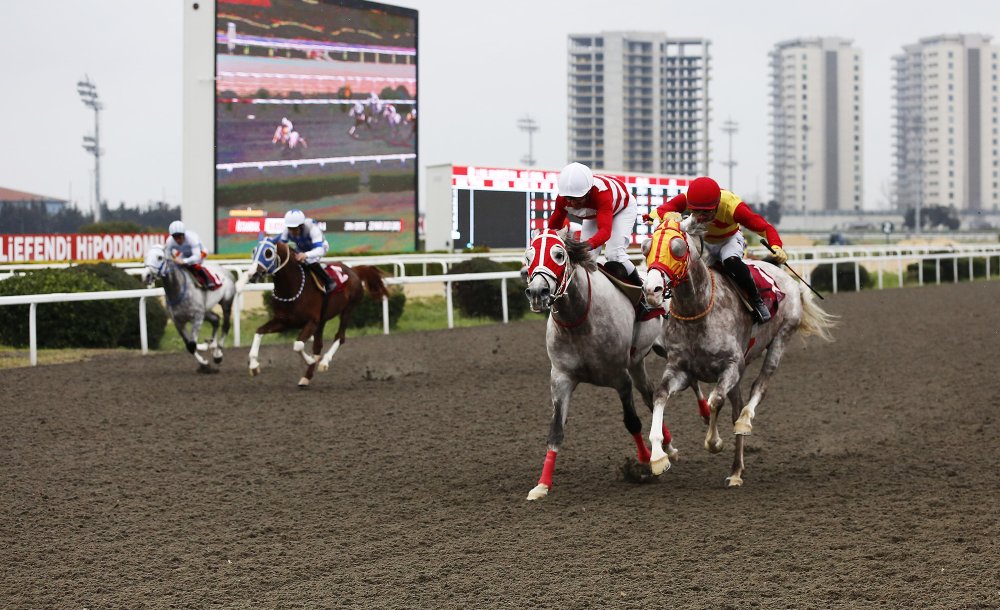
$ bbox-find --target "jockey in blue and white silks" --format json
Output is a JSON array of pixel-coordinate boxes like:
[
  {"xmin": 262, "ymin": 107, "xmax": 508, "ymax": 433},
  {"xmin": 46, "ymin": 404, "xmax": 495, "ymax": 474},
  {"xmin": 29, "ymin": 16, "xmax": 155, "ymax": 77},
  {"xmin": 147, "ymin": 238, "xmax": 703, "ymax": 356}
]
[
  {"xmin": 278, "ymin": 209, "xmax": 334, "ymax": 293},
  {"xmin": 165, "ymin": 220, "xmax": 218, "ymax": 289}
]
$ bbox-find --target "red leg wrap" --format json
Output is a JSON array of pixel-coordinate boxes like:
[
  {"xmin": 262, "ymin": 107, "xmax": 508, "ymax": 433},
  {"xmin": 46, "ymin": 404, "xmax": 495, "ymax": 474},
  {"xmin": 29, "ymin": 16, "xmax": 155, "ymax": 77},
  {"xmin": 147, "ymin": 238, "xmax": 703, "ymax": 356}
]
[
  {"xmin": 698, "ymin": 398, "xmax": 711, "ymax": 421},
  {"xmin": 538, "ymin": 450, "xmax": 557, "ymax": 488},
  {"xmin": 632, "ymin": 433, "xmax": 651, "ymax": 463},
  {"xmin": 662, "ymin": 424, "xmax": 672, "ymax": 446}
]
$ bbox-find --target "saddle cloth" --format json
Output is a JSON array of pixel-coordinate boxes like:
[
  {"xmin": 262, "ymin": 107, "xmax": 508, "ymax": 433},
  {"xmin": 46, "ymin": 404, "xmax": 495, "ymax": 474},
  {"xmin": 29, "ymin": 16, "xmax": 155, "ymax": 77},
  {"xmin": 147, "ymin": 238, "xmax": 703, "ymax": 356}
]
[
  {"xmin": 309, "ymin": 263, "xmax": 350, "ymax": 294},
  {"xmin": 746, "ymin": 261, "xmax": 785, "ymax": 318},
  {"xmin": 191, "ymin": 265, "xmax": 223, "ymax": 290}
]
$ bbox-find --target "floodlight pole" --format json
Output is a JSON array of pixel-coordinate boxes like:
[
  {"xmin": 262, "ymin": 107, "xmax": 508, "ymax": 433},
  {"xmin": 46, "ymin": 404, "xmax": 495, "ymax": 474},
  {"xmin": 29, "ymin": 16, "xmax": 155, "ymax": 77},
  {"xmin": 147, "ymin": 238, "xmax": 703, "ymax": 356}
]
[
  {"xmin": 517, "ymin": 115, "xmax": 539, "ymax": 167},
  {"xmin": 721, "ymin": 118, "xmax": 738, "ymax": 190},
  {"xmin": 78, "ymin": 75, "xmax": 103, "ymax": 221}
]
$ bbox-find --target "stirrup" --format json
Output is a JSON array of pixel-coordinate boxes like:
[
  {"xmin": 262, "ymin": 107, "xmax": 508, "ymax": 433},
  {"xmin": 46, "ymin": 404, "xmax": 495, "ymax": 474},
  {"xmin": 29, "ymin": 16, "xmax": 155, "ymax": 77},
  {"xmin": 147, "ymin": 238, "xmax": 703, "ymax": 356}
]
[{"xmin": 752, "ymin": 300, "xmax": 771, "ymax": 323}]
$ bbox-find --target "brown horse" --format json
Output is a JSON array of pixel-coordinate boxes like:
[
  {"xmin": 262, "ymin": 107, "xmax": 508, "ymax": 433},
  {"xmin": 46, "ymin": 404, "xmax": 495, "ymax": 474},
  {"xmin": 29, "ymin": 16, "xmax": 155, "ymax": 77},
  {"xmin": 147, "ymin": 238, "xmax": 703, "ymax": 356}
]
[{"xmin": 245, "ymin": 237, "xmax": 389, "ymax": 387}]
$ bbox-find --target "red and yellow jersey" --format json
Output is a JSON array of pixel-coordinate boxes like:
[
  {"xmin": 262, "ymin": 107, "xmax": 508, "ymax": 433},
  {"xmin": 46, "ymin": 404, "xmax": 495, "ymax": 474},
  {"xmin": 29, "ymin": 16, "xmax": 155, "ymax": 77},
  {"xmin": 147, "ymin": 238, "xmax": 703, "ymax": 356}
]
[
  {"xmin": 548, "ymin": 175, "xmax": 632, "ymax": 249},
  {"xmin": 656, "ymin": 189, "xmax": 782, "ymax": 247}
]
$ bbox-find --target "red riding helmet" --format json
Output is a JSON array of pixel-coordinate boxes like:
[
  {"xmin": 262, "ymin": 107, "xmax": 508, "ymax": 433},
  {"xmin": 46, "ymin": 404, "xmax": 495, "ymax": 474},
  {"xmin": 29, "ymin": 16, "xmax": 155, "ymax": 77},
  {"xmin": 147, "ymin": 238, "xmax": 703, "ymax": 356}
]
[{"xmin": 685, "ymin": 177, "xmax": 722, "ymax": 210}]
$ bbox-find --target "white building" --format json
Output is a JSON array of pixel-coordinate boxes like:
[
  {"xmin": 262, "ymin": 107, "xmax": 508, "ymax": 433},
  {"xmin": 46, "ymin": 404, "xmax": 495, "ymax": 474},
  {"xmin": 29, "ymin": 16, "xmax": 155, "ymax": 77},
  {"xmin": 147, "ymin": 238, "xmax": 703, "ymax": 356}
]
[
  {"xmin": 769, "ymin": 38, "xmax": 863, "ymax": 212},
  {"xmin": 893, "ymin": 34, "xmax": 1000, "ymax": 214},
  {"xmin": 567, "ymin": 32, "xmax": 710, "ymax": 176}
]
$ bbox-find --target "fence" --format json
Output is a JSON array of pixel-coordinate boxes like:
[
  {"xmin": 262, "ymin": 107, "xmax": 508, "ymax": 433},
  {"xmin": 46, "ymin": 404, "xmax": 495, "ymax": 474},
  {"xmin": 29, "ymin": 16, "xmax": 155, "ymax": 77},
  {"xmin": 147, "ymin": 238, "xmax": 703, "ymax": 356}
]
[{"xmin": 3, "ymin": 244, "xmax": 1000, "ymax": 366}]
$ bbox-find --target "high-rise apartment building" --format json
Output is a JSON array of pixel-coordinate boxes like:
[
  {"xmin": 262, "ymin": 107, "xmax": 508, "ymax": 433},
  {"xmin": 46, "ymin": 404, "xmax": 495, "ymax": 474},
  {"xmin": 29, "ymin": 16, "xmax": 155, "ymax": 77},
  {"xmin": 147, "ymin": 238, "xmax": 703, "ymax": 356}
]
[
  {"xmin": 567, "ymin": 32, "xmax": 710, "ymax": 176},
  {"xmin": 893, "ymin": 34, "xmax": 1000, "ymax": 212},
  {"xmin": 769, "ymin": 38, "xmax": 863, "ymax": 212}
]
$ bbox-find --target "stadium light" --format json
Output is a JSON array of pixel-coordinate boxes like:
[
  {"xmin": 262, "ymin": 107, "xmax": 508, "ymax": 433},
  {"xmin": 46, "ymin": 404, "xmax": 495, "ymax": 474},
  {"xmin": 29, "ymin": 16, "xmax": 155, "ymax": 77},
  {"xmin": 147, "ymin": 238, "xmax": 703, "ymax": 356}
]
[
  {"xmin": 77, "ymin": 75, "xmax": 103, "ymax": 221},
  {"xmin": 517, "ymin": 115, "xmax": 539, "ymax": 167}
]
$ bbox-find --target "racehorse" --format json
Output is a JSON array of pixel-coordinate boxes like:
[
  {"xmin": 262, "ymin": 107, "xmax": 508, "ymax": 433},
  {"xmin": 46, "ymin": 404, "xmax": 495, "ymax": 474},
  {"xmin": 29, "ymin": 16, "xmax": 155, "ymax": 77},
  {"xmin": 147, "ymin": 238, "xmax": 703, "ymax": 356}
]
[
  {"xmin": 641, "ymin": 218, "xmax": 836, "ymax": 487},
  {"xmin": 245, "ymin": 237, "xmax": 389, "ymax": 387},
  {"xmin": 522, "ymin": 227, "xmax": 708, "ymax": 500},
  {"xmin": 144, "ymin": 244, "xmax": 236, "ymax": 370}
]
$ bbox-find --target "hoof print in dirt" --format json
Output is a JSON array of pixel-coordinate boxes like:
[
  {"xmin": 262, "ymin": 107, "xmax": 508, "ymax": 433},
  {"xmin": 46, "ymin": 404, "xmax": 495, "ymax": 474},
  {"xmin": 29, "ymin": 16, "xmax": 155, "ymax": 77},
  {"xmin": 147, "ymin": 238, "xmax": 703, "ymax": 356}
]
[{"xmin": 619, "ymin": 457, "xmax": 656, "ymax": 484}]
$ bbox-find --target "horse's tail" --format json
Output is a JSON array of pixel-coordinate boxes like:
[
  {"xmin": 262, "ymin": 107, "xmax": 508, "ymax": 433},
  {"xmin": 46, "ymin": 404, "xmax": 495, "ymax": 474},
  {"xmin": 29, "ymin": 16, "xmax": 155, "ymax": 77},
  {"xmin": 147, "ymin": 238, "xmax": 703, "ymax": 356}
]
[
  {"xmin": 797, "ymin": 286, "xmax": 837, "ymax": 342},
  {"xmin": 354, "ymin": 265, "xmax": 390, "ymax": 300}
]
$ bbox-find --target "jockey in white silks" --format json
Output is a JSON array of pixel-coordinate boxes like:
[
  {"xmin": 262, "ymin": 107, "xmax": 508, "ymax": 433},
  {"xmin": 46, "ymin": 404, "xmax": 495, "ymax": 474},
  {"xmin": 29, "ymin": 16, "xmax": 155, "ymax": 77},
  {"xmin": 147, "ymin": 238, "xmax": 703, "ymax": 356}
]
[
  {"xmin": 348, "ymin": 102, "xmax": 367, "ymax": 139},
  {"xmin": 287, "ymin": 130, "xmax": 307, "ymax": 150},
  {"xmin": 165, "ymin": 220, "xmax": 218, "ymax": 289},
  {"xmin": 548, "ymin": 162, "xmax": 641, "ymax": 286},
  {"xmin": 278, "ymin": 209, "xmax": 334, "ymax": 293}
]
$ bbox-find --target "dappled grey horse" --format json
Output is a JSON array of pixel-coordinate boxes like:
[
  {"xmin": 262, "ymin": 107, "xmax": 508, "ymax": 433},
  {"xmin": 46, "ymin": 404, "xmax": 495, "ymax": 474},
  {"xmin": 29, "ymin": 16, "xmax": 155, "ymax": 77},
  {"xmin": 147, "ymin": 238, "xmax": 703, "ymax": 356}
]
[
  {"xmin": 642, "ymin": 218, "xmax": 836, "ymax": 486},
  {"xmin": 144, "ymin": 245, "xmax": 236, "ymax": 369},
  {"xmin": 522, "ymin": 227, "xmax": 706, "ymax": 501}
]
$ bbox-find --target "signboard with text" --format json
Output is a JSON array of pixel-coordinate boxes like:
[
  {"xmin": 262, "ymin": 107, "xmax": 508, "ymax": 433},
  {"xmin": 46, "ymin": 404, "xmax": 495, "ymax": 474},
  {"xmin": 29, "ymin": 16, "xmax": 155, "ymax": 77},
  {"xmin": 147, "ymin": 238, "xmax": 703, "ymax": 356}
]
[{"xmin": 0, "ymin": 234, "xmax": 169, "ymax": 263}]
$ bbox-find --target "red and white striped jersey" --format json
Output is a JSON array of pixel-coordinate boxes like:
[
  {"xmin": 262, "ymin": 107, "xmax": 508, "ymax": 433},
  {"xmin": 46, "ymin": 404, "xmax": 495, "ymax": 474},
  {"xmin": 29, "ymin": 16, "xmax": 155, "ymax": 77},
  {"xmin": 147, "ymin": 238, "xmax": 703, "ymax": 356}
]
[{"xmin": 548, "ymin": 175, "xmax": 633, "ymax": 249}]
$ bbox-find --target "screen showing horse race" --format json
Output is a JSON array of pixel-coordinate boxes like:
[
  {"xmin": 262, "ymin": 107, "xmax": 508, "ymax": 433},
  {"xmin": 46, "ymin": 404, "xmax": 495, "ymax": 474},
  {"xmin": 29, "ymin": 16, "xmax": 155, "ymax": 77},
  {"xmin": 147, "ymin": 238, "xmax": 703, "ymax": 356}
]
[{"xmin": 214, "ymin": 0, "xmax": 418, "ymax": 255}]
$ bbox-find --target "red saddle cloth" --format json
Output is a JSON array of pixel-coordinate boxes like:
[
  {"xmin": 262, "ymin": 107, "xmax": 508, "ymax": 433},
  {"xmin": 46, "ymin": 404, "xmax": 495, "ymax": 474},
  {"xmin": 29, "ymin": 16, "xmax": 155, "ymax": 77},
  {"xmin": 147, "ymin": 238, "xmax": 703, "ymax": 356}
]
[
  {"xmin": 746, "ymin": 261, "xmax": 785, "ymax": 318},
  {"xmin": 322, "ymin": 263, "xmax": 350, "ymax": 294},
  {"xmin": 190, "ymin": 265, "xmax": 222, "ymax": 290}
]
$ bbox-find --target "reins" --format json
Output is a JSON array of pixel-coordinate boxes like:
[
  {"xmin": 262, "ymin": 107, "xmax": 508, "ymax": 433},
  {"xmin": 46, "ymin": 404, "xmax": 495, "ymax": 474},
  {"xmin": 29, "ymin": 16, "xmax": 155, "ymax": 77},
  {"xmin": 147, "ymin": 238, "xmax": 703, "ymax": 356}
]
[
  {"xmin": 270, "ymin": 245, "xmax": 306, "ymax": 303},
  {"xmin": 551, "ymin": 264, "xmax": 593, "ymax": 329},
  {"xmin": 669, "ymin": 267, "xmax": 716, "ymax": 322}
]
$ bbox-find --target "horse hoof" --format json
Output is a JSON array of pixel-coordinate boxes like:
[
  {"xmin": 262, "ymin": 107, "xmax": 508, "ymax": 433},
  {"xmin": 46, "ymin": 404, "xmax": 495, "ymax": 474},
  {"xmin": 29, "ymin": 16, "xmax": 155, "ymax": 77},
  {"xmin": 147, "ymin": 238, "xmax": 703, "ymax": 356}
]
[
  {"xmin": 725, "ymin": 475, "xmax": 744, "ymax": 488},
  {"xmin": 317, "ymin": 362, "xmax": 329, "ymax": 373},
  {"xmin": 733, "ymin": 423, "xmax": 752, "ymax": 436},
  {"xmin": 297, "ymin": 377, "xmax": 310, "ymax": 388},
  {"xmin": 650, "ymin": 456, "xmax": 671, "ymax": 476},
  {"xmin": 213, "ymin": 356, "xmax": 223, "ymax": 365},
  {"xmin": 526, "ymin": 484, "xmax": 549, "ymax": 501},
  {"xmin": 666, "ymin": 446, "xmax": 680, "ymax": 462},
  {"xmin": 705, "ymin": 438, "xmax": 724, "ymax": 454},
  {"xmin": 249, "ymin": 366, "xmax": 261, "ymax": 377}
]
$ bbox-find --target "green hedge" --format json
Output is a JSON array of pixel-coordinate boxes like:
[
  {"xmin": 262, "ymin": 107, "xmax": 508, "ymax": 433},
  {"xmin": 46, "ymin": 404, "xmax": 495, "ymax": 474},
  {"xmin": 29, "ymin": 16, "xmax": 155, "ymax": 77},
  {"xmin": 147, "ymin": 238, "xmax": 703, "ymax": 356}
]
[
  {"xmin": 350, "ymin": 287, "xmax": 406, "ymax": 328},
  {"xmin": 449, "ymin": 258, "xmax": 528, "ymax": 320},
  {"xmin": 809, "ymin": 262, "xmax": 872, "ymax": 292},
  {"xmin": 217, "ymin": 174, "xmax": 360, "ymax": 206},
  {"xmin": 907, "ymin": 256, "xmax": 1000, "ymax": 283},
  {"xmin": 71, "ymin": 263, "xmax": 168, "ymax": 349},
  {"xmin": 0, "ymin": 269, "xmax": 128, "ymax": 348}
]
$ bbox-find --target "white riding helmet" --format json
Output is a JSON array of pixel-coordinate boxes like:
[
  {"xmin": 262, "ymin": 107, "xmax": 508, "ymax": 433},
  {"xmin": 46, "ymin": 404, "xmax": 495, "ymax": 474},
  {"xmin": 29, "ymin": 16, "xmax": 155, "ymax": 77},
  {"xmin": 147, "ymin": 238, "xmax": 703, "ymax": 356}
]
[
  {"xmin": 557, "ymin": 162, "xmax": 594, "ymax": 198},
  {"xmin": 168, "ymin": 220, "xmax": 185, "ymax": 235},
  {"xmin": 284, "ymin": 209, "xmax": 306, "ymax": 228}
]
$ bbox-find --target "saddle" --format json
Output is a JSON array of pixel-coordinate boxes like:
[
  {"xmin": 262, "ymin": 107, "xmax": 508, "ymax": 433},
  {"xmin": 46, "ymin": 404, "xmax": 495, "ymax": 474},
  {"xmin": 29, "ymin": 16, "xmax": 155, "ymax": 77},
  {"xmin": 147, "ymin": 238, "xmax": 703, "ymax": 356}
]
[
  {"xmin": 712, "ymin": 260, "xmax": 785, "ymax": 319},
  {"xmin": 308, "ymin": 263, "xmax": 350, "ymax": 294},
  {"xmin": 190, "ymin": 265, "xmax": 223, "ymax": 291},
  {"xmin": 597, "ymin": 265, "xmax": 666, "ymax": 322}
]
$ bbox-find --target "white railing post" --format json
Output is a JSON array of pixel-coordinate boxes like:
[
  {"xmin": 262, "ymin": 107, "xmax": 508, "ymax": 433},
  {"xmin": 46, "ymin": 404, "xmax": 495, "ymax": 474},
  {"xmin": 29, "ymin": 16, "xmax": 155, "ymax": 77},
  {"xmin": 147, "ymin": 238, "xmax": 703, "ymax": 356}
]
[
  {"xmin": 936, "ymin": 258, "xmax": 941, "ymax": 285},
  {"xmin": 382, "ymin": 295, "xmax": 390, "ymax": 335},
  {"xmin": 446, "ymin": 280, "xmax": 454, "ymax": 329},
  {"xmin": 854, "ymin": 262, "xmax": 861, "ymax": 292},
  {"xmin": 29, "ymin": 302, "xmax": 37, "ymax": 366},
  {"xmin": 139, "ymin": 297, "xmax": 149, "ymax": 354},
  {"xmin": 501, "ymin": 278, "xmax": 509, "ymax": 323},
  {"xmin": 832, "ymin": 262, "xmax": 838, "ymax": 294},
  {"xmin": 233, "ymin": 291, "xmax": 242, "ymax": 347},
  {"xmin": 898, "ymin": 256, "xmax": 904, "ymax": 288}
]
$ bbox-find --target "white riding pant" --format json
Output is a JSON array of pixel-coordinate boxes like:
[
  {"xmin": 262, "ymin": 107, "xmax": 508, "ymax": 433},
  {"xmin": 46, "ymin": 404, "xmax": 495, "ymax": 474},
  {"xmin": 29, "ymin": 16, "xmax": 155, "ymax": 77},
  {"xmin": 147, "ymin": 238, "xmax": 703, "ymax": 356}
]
[
  {"xmin": 703, "ymin": 231, "xmax": 747, "ymax": 265},
  {"xmin": 580, "ymin": 196, "xmax": 638, "ymax": 274}
]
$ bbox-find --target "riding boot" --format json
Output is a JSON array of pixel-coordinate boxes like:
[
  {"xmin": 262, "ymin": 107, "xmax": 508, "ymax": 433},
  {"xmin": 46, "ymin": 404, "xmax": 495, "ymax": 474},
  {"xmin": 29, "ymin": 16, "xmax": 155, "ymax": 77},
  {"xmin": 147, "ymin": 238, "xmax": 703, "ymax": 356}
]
[
  {"xmin": 308, "ymin": 262, "xmax": 334, "ymax": 294},
  {"xmin": 723, "ymin": 256, "xmax": 770, "ymax": 323},
  {"xmin": 625, "ymin": 268, "xmax": 643, "ymax": 287}
]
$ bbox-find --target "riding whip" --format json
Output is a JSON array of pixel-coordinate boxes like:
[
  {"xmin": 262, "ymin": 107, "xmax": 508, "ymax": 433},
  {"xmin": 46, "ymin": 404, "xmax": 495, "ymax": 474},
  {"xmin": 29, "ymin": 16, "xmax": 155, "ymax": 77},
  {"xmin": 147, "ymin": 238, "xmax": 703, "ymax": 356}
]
[{"xmin": 761, "ymin": 240, "xmax": 825, "ymax": 300}]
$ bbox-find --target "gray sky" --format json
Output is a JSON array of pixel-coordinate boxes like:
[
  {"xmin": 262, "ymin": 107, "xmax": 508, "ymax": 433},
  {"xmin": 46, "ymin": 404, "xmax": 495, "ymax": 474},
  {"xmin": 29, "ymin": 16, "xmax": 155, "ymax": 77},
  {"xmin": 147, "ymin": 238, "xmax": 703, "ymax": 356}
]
[{"xmin": 1, "ymin": 0, "xmax": 998, "ymax": 215}]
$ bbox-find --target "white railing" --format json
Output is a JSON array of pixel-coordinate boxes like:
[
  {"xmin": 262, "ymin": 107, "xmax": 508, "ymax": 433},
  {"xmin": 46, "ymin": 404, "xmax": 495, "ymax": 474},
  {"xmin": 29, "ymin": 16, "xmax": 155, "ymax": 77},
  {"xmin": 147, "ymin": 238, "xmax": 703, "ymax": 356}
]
[{"xmin": 2, "ymin": 244, "xmax": 999, "ymax": 366}]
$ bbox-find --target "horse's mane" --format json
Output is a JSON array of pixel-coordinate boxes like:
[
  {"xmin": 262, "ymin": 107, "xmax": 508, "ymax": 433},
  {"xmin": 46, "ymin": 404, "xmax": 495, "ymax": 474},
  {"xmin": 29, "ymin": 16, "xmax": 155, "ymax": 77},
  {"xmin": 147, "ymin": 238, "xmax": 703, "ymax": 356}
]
[{"xmin": 564, "ymin": 235, "xmax": 597, "ymax": 272}]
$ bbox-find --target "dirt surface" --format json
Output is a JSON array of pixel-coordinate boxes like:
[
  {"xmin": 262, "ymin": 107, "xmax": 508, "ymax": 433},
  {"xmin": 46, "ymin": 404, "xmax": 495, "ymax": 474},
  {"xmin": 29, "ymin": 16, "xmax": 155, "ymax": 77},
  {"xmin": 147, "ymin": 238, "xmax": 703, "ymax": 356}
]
[{"xmin": 3, "ymin": 281, "xmax": 1000, "ymax": 609}]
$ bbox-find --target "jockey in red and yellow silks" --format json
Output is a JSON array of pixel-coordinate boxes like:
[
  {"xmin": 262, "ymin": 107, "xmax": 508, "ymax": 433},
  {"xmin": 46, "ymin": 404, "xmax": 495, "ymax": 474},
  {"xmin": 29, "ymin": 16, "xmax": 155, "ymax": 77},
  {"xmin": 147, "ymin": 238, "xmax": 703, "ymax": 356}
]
[{"xmin": 645, "ymin": 177, "xmax": 788, "ymax": 323}]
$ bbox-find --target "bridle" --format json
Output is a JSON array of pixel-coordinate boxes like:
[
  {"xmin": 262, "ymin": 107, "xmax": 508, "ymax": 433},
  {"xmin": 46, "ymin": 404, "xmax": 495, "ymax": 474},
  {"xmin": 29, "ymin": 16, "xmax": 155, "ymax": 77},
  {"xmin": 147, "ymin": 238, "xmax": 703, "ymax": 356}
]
[
  {"xmin": 645, "ymin": 221, "xmax": 715, "ymax": 322},
  {"xmin": 526, "ymin": 231, "xmax": 593, "ymax": 328},
  {"xmin": 266, "ymin": 242, "xmax": 305, "ymax": 303}
]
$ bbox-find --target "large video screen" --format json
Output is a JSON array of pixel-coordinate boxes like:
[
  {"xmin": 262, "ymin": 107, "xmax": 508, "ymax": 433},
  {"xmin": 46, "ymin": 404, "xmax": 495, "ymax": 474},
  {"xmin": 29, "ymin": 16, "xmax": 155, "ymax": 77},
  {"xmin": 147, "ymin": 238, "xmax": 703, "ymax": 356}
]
[{"xmin": 214, "ymin": 0, "xmax": 417, "ymax": 255}]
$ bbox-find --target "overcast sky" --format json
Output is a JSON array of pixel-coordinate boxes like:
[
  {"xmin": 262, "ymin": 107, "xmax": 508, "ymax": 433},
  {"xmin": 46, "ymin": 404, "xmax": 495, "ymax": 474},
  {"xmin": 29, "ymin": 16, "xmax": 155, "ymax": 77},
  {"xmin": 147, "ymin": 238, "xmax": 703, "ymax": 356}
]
[{"xmin": 1, "ymin": 0, "xmax": 998, "ymax": 216}]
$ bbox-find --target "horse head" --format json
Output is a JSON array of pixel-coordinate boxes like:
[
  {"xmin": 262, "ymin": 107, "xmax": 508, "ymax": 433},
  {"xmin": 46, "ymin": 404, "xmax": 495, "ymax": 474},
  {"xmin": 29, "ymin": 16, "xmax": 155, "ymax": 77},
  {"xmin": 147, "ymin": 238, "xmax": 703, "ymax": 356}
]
[
  {"xmin": 247, "ymin": 237, "xmax": 286, "ymax": 282},
  {"xmin": 523, "ymin": 227, "xmax": 594, "ymax": 313},
  {"xmin": 144, "ymin": 245, "xmax": 169, "ymax": 288},
  {"xmin": 642, "ymin": 219, "xmax": 694, "ymax": 307}
]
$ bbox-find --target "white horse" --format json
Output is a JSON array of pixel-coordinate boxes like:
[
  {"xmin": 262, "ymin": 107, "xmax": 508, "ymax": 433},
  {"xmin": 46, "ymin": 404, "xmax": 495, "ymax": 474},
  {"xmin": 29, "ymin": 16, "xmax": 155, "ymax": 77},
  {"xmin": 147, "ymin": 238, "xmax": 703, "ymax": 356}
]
[
  {"xmin": 641, "ymin": 219, "xmax": 836, "ymax": 486},
  {"xmin": 144, "ymin": 245, "xmax": 237, "ymax": 370},
  {"xmin": 522, "ymin": 227, "xmax": 707, "ymax": 500}
]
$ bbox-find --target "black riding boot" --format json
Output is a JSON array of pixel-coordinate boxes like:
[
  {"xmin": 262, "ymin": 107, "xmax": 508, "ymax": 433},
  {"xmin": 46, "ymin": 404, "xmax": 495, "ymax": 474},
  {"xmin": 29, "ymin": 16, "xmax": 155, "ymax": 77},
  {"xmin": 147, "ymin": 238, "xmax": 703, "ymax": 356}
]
[
  {"xmin": 308, "ymin": 262, "xmax": 334, "ymax": 294},
  {"xmin": 723, "ymin": 256, "xmax": 770, "ymax": 323},
  {"xmin": 625, "ymin": 267, "xmax": 643, "ymax": 287}
]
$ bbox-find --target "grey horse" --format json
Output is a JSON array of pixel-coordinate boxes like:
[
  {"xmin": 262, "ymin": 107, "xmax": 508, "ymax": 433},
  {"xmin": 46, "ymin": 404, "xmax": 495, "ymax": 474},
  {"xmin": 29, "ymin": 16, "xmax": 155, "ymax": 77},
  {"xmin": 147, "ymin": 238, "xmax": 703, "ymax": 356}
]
[
  {"xmin": 144, "ymin": 245, "xmax": 236, "ymax": 369},
  {"xmin": 522, "ymin": 227, "xmax": 706, "ymax": 501},
  {"xmin": 641, "ymin": 218, "xmax": 836, "ymax": 486}
]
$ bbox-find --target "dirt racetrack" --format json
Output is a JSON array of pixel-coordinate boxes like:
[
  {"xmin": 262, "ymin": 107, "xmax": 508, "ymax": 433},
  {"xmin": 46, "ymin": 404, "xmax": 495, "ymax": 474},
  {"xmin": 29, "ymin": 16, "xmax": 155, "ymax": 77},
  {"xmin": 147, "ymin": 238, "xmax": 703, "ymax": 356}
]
[{"xmin": 3, "ymin": 281, "xmax": 1000, "ymax": 608}]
